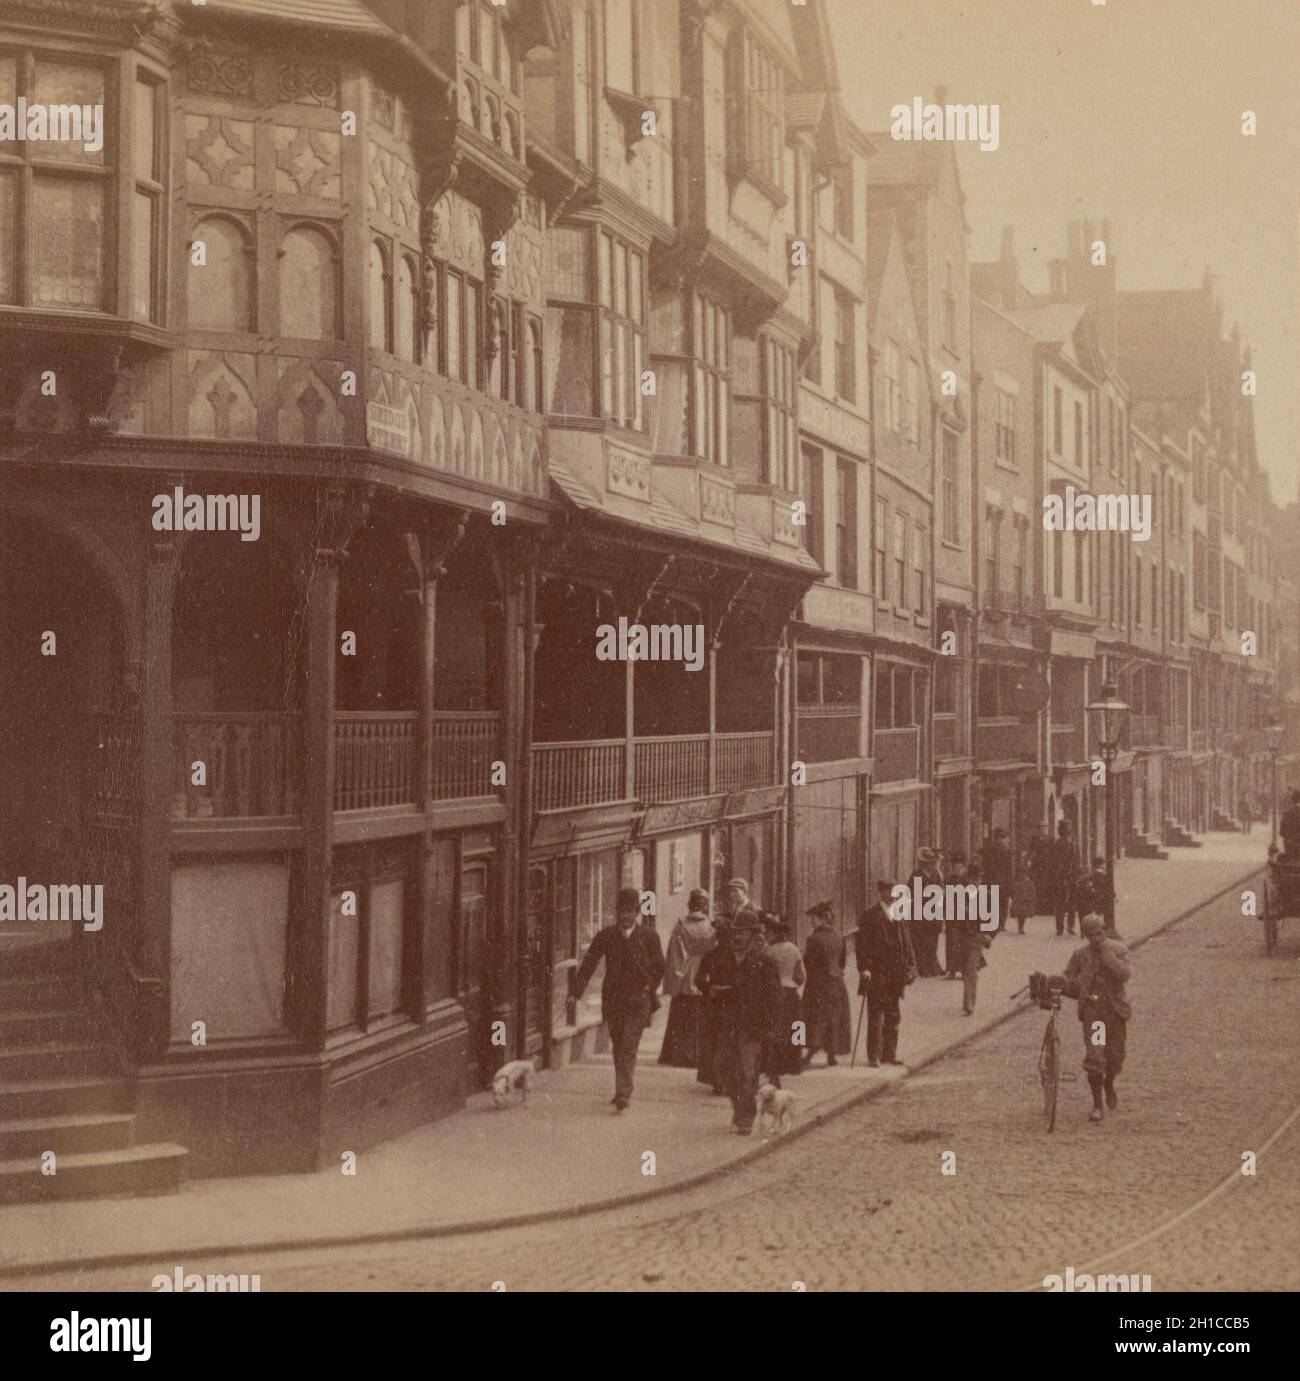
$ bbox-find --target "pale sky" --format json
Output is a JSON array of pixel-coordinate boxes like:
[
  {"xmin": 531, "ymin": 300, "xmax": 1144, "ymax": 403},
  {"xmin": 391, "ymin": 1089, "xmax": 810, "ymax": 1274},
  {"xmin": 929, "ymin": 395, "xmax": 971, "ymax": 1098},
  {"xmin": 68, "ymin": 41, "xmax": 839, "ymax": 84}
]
[{"xmin": 828, "ymin": 0, "xmax": 1300, "ymax": 503}]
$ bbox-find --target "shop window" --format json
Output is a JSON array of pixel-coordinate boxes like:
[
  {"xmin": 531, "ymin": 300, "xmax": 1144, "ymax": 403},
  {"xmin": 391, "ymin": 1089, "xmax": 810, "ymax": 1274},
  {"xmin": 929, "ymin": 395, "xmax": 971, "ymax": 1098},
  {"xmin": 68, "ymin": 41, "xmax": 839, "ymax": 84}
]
[{"xmin": 458, "ymin": 861, "xmax": 489, "ymax": 1001}]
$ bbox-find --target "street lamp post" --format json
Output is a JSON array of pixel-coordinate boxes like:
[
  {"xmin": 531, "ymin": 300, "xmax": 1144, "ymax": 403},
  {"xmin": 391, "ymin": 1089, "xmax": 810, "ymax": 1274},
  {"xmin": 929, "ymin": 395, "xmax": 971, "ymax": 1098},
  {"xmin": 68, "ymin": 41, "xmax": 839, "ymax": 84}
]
[
  {"xmin": 1266, "ymin": 722, "xmax": 1284, "ymax": 850},
  {"xmin": 1087, "ymin": 680, "xmax": 1130, "ymax": 938}
]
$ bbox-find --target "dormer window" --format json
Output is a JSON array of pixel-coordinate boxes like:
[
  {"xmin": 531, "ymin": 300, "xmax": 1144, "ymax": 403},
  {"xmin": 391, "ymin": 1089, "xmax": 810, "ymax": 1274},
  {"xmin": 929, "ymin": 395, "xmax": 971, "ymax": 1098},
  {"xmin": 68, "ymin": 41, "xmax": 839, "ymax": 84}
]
[
  {"xmin": 728, "ymin": 31, "xmax": 786, "ymax": 203},
  {"xmin": 466, "ymin": 0, "xmax": 520, "ymax": 95}
]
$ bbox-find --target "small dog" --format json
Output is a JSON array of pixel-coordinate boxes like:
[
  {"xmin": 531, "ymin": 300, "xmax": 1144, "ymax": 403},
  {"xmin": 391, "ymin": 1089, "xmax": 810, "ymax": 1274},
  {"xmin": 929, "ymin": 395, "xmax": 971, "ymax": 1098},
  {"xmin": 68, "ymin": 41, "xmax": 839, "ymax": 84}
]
[
  {"xmin": 757, "ymin": 1082, "xmax": 796, "ymax": 1137},
  {"xmin": 491, "ymin": 1059, "xmax": 535, "ymax": 1108}
]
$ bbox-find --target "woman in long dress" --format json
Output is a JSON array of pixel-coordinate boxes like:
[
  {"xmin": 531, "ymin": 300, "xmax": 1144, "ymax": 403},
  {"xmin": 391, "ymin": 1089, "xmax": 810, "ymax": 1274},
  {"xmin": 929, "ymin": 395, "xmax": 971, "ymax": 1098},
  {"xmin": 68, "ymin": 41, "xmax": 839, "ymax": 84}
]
[{"xmin": 658, "ymin": 889, "xmax": 717, "ymax": 1067}]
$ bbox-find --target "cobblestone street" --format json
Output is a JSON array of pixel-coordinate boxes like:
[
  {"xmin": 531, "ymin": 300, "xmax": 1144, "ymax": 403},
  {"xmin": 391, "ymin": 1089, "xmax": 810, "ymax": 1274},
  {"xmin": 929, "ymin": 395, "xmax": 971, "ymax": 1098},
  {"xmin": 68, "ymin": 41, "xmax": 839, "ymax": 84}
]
[{"xmin": 29, "ymin": 872, "xmax": 1298, "ymax": 1293}]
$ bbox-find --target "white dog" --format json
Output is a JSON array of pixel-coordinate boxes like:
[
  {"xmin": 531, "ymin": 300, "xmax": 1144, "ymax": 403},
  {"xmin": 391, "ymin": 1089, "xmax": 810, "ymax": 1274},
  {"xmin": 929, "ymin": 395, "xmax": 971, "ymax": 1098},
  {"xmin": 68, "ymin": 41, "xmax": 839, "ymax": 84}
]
[
  {"xmin": 757, "ymin": 1083, "xmax": 796, "ymax": 1137},
  {"xmin": 491, "ymin": 1059, "xmax": 535, "ymax": 1108}
]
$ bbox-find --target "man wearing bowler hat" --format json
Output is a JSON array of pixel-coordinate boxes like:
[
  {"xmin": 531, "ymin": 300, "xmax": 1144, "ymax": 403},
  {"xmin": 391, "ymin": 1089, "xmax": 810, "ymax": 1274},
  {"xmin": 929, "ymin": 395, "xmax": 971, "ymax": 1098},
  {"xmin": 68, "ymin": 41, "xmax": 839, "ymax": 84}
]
[
  {"xmin": 571, "ymin": 887, "xmax": 665, "ymax": 1111},
  {"xmin": 854, "ymin": 880, "xmax": 917, "ymax": 1067},
  {"xmin": 724, "ymin": 909, "xmax": 782, "ymax": 1135},
  {"xmin": 801, "ymin": 900, "xmax": 851, "ymax": 1067}
]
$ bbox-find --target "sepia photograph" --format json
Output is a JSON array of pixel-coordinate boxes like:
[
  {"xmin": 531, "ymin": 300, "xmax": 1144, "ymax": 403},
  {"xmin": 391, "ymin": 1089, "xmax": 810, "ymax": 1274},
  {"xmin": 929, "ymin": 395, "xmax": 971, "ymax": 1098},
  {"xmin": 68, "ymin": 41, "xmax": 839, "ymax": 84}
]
[{"xmin": 0, "ymin": 0, "xmax": 1297, "ymax": 1341}]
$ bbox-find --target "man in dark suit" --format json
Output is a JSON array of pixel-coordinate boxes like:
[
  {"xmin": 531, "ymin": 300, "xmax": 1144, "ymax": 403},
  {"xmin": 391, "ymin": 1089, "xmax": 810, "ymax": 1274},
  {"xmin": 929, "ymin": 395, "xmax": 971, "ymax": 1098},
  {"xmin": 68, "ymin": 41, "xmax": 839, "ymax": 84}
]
[
  {"xmin": 979, "ymin": 827, "xmax": 1013, "ymax": 932},
  {"xmin": 854, "ymin": 880, "xmax": 917, "ymax": 1067},
  {"xmin": 1281, "ymin": 790, "xmax": 1300, "ymax": 859},
  {"xmin": 725, "ymin": 910, "xmax": 783, "ymax": 1135},
  {"xmin": 571, "ymin": 887, "xmax": 665, "ymax": 1111}
]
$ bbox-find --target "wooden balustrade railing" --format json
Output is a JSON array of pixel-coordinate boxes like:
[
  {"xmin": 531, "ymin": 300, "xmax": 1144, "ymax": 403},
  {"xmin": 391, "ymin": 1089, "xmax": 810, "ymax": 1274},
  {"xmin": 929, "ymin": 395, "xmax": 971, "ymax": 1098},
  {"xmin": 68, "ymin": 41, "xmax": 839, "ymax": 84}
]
[
  {"xmin": 715, "ymin": 731, "xmax": 774, "ymax": 793},
  {"xmin": 334, "ymin": 712, "xmax": 417, "ymax": 812},
  {"xmin": 173, "ymin": 712, "xmax": 300, "ymax": 819},
  {"xmin": 432, "ymin": 711, "xmax": 499, "ymax": 801},
  {"xmin": 635, "ymin": 734, "xmax": 709, "ymax": 801},
  {"xmin": 532, "ymin": 739, "xmax": 626, "ymax": 811}
]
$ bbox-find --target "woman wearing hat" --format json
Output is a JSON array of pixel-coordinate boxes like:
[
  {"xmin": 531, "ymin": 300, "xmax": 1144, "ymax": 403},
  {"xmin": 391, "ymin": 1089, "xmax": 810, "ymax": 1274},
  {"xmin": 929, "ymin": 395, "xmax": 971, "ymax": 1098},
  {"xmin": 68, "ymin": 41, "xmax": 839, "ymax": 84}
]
[
  {"xmin": 763, "ymin": 914, "xmax": 805, "ymax": 1078},
  {"xmin": 912, "ymin": 847, "xmax": 945, "ymax": 976},
  {"xmin": 658, "ymin": 888, "xmax": 718, "ymax": 1067},
  {"xmin": 801, "ymin": 901, "xmax": 852, "ymax": 1067}
]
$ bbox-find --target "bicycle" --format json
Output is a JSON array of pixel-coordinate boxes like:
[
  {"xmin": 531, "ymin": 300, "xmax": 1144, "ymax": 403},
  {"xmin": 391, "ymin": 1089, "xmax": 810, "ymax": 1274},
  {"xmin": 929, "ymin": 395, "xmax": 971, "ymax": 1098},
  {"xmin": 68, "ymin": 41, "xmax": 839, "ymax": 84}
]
[{"xmin": 1013, "ymin": 974, "xmax": 1068, "ymax": 1132}]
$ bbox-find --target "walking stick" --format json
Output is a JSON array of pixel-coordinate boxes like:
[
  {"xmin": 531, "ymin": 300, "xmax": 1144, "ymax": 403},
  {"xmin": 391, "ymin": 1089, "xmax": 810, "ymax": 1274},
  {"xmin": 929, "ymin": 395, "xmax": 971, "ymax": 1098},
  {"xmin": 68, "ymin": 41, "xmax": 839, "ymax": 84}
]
[{"xmin": 850, "ymin": 988, "xmax": 867, "ymax": 1067}]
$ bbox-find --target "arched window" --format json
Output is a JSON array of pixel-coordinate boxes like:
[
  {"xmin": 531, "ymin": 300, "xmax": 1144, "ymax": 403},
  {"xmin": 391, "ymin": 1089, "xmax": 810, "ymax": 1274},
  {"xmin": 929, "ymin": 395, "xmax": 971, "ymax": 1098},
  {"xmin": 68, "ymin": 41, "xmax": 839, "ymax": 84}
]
[
  {"xmin": 190, "ymin": 216, "xmax": 252, "ymax": 332},
  {"xmin": 494, "ymin": 300, "xmax": 510, "ymax": 401},
  {"xmin": 396, "ymin": 255, "xmax": 418, "ymax": 362},
  {"xmin": 279, "ymin": 225, "xmax": 338, "ymax": 340},
  {"xmin": 368, "ymin": 239, "xmax": 389, "ymax": 352},
  {"xmin": 529, "ymin": 318, "xmax": 544, "ymax": 413}
]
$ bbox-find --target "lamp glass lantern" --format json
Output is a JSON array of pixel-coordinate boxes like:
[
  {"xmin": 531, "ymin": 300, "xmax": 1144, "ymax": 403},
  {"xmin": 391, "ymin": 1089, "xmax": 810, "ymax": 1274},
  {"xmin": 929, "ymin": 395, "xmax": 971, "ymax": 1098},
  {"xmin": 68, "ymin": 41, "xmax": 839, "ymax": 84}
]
[
  {"xmin": 1086, "ymin": 680, "xmax": 1131, "ymax": 755},
  {"xmin": 1265, "ymin": 722, "xmax": 1284, "ymax": 754}
]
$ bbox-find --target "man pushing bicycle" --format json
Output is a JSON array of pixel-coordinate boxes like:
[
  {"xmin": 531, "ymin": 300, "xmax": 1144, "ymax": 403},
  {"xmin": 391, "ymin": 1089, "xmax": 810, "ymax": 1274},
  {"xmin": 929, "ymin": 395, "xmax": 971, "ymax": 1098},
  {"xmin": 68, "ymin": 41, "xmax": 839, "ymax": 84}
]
[{"xmin": 1031, "ymin": 915, "xmax": 1131, "ymax": 1123}]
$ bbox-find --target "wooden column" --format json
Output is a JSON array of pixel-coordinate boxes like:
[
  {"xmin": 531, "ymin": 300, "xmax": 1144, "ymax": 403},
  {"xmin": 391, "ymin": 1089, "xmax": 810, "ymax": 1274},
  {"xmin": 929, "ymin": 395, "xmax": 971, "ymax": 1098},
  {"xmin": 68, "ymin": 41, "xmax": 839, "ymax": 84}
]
[
  {"xmin": 137, "ymin": 534, "xmax": 178, "ymax": 1056},
  {"xmin": 299, "ymin": 546, "xmax": 340, "ymax": 1049},
  {"xmin": 707, "ymin": 642, "xmax": 718, "ymax": 795},
  {"xmin": 624, "ymin": 656, "xmax": 636, "ymax": 800},
  {"xmin": 413, "ymin": 559, "xmax": 437, "ymax": 1019}
]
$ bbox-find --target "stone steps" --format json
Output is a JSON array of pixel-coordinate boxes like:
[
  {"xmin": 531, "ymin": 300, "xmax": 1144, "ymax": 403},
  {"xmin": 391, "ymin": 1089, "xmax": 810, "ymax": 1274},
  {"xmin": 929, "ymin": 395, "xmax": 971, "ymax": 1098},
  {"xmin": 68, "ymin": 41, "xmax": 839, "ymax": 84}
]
[
  {"xmin": 0, "ymin": 936, "xmax": 189, "ymax": 1202},
  {"xmin": 0, "ymin": 1142, "xmax": 188, "ymax": 1204}
]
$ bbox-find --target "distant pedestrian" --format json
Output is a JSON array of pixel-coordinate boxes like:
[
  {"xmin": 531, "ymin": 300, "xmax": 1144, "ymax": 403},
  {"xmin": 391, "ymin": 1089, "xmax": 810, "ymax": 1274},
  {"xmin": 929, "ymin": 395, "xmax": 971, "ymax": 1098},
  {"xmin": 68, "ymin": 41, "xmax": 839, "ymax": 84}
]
[
  {"xmin": 763, "ymin": 914, "xmax": 805, "ymax": 1080},
  {"xmin": 1283, "ymin": 790, "xmax": 1300, "ymax": 858},
  {"xmin": 853, "ymin": 880, "xmax": 917, "ymax": 1066},
  {"xmin": 724, "ymin": 911, "xmax": 783, "ymax": 1135},
  {"xmin": 979, "ymin": 827, "xmax": 1013, "ymax": 932},
  {"xmin": 951, "ymin": 909, "xmax": 991, "ymax": 1016},
  {"xmin": 1009, "ymin": 863, "xmax": 1037, "ymax": 935},
  {"xmin": 912, "ymin": 848, "xmax": 945, "ymax": 976},
  {"xmin": 1048, "ymin": 822, "xmax": 1081, "ymax": 936},
  {"xmin": 1028, "ymin": 829, "xmax": 1052, "ymax": 918},
  {"xmin": 943, "ymin": 852, "xmax": 969, "ymax": 976},
  {"xmin": 721, "ymin": 877, "xmax": 750, "ymax": 921},
  {"xmin": 1085, "ymin": 856, "xmax": 1113, "ymax": 928},
  {"xmin": 1239, "ymin": 792, "xmax": 1253, "ymax": 836},
  {"xmin": 696, "ymin": 912, "xmax": 737, "ymax": 1095},
  {"xmin": 571, "ymin": 887, "xmax": 666, "ymax": 1112},
  {"xmin": 658, "ymin": 889, "xmax": 717, "ymax": 1068},
  {"xmin": 801, "ymin": 901, "xmax": 852, "ymax": 1067}
]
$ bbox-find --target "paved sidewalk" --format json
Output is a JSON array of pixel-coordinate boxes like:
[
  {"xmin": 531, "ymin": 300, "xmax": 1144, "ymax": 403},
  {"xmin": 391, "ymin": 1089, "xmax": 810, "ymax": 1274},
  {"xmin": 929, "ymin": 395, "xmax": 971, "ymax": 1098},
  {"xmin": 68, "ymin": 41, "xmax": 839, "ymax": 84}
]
[{"xmin": 0, "ymin": 833, "xmax": 1267, "ymax": 1276}]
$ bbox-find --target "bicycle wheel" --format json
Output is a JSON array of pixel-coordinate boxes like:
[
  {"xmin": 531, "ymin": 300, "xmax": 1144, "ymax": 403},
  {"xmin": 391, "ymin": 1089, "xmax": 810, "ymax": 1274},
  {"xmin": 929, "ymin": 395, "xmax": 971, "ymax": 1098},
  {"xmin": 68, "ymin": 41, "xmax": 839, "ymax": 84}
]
[{"xmin": 1039, "ymin": 1018, "xmax": 1060, "ymax": 1133}]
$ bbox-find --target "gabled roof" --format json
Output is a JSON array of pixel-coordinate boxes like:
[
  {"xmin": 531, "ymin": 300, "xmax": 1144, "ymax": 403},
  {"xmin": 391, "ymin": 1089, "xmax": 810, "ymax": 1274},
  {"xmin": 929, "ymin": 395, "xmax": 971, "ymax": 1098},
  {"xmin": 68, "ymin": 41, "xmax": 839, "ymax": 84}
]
[
  {"xmin": 1002, "ymin": 300, "xmax": 1105, "ymax": 384},
  {"xmin": 865, "ymin": 208, "xmax": 922, "ymax": 349},
  {"xmin": 1000, "ymin": 300, "xmax": 1087, "ymax": 347}
]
